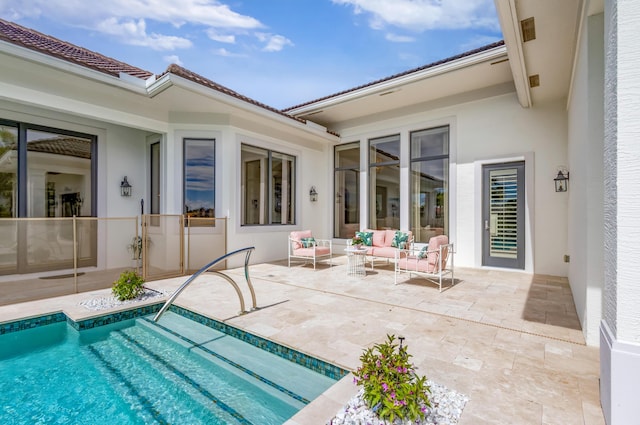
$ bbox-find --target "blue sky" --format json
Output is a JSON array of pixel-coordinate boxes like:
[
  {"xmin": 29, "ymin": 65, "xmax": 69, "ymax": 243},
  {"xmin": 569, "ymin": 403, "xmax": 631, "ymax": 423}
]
[{"xmin": 0, "ymin": 0, "xmax": 502, "ymax": 109}]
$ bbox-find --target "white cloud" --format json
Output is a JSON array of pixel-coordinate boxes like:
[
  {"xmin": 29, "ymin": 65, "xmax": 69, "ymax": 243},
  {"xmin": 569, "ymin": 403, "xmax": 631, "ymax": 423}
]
[
  {"xmin": 332, "ymin": 0, "xmax": 499, "ymax": 31},
  {"xmin": 206, "ymin": 29, "xmax": 236, "ymax": 44},
  {"xmin": 95, "ymin": 17, "xmax": 192, "ymax": 50},
  {"xmin": 163, "ymin": 54, "xmax": 183, "ymax": 66},
  {"xmin": 385, "ymin": 33, "xmax": 415, "ymax": 43},
  {"xmin": 256, "ymin": 33, "xmax": 293, "ymax": 52},
  {"xmin": 0, "ymin": 0, "xmax": 264, "ymax": 50},
  {"xmin": 213, "ymin": 47, "xmax": 245, "ymax": 57},
  {"xmin": 459, "ymin": 34, "xmax": 502, "ymax": 51}
]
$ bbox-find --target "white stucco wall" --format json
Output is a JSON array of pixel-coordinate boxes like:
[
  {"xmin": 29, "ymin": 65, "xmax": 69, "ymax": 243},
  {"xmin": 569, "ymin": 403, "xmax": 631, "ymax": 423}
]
[
  {"xmin": 163, "ymin": 121, "xmax": 331, "ymax": 267},
  {"xmin": 337, "ymin": 92, "xmax": 569, "ymax": 276},
  {"xmin": 600, "ymin": 1, "xmax": 640, "ymax": 423},
  {"xmin": 567, "ymin": 12, "xmax": 604, "ymax": 346}
]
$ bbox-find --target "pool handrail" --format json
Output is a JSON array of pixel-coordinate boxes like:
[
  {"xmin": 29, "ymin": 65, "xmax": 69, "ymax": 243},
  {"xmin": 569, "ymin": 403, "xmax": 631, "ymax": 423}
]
[{"xmin": 153, "ymin": 246, "xmax": 257, "ymax": 322}]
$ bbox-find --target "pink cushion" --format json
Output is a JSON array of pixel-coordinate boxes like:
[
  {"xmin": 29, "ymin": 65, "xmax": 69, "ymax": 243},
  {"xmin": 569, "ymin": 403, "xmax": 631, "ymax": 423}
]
[
  {"xmin": 290, "ymin": 230, "xmax": 313, "ymax": 249},
  {"xmin": 398, "ymin": 257, "xmax": 437, "ymax": 273},
  {"xmin": 370, "ymin": 246, "xmax": 398, "ymax": 259},
  {"xmin": 370, "ymin": 230, "xmax": 386, "ymax": 247},
  {"xmin": 384, "ymin": 230, "xmax": 396, "ymax": 247},
  {"xmin": 426, "ymin": 235, "xmax": 449, "ymax": 268},
  {"xmin": 292, "ymin": 246, "xmax": 331, "ymax": 257}
]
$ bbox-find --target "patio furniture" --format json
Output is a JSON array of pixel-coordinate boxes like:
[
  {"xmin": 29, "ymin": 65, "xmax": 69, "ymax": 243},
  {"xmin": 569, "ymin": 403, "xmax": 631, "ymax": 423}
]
[
  {"xmin": 355, "ymin": 229, "xmax": 413, "ymax": 270},
  {"xmin": 394, "ymin": 235, "xmax": 454, "ymax": 292},
  {"xmin": 345, "ymin": 246, "xmax": 368, "ymax": 276},
  {"xmin": 288, "ymin": 230, "xmax": 332, "ymax": 269}
]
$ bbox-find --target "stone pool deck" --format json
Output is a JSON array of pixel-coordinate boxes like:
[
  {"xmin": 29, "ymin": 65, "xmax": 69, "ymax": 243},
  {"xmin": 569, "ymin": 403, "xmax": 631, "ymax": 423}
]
[{"xmin": 0, "ymin": 256, "xmax": 604, "ymax": 424}]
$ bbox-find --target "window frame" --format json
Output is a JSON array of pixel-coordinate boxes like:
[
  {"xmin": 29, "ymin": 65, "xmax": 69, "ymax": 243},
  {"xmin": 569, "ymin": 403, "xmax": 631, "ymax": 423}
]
[
  {"xmin": 0, "ymin": 118, "xmax": 97, "ymax": 218},
  {"xmin": 240, "ymin": 143, "xmax": 296, "ymax": 226},
  {"xmin": 182, "ymin": 138, "xmax": 216, "ymax": 226}
]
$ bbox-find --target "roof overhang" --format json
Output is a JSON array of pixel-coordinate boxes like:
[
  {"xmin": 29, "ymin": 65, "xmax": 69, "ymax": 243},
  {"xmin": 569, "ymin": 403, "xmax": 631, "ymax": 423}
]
[
  {"xmin": 493, "ymin": 0, "xmax": 583, "ymax": 108},
  {"xmin": 286, "ymin": 44, "xmax": 514, "ymax": 127}
]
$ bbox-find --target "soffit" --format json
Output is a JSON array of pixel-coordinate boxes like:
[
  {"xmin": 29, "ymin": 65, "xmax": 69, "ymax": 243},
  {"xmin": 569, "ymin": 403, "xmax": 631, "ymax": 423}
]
[
  {"xmin": 289, "ymin": 48, "xmax": 513, "ymax": 128},
  {"xmin": 504, "ymin": 0, "xmax": 582, "ymax": 106}
]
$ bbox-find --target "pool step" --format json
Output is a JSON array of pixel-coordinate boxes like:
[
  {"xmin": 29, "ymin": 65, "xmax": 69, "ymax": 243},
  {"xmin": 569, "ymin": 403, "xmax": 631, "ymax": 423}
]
[
  {"xmin": 86, "ymin": 330, "xmax": 244, "ymax": 424},
  {"xmin": 86, "ymin": 318, "xmax": 302, "ymax": 424},
  {"xmin": 141, "ymin": 311, "xmax": 336, "ymax": 402}
]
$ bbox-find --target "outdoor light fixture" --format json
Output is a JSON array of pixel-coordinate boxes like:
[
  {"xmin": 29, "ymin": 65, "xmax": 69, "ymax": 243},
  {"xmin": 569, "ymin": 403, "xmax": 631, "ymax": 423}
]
[
  {"xmin": 120, "ymin": 176, "xmax": 132, "ymax": 197},
  {"xmin": 554, "ymin": 170, "xmax": 569, "ymax": 192},
  {"xmin": 309, "ymin": 186, "xmax": 318, "ymax": 202}
]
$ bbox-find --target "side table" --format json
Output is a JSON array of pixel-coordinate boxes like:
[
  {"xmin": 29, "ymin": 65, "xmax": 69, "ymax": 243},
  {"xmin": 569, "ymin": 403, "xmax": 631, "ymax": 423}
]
[{"xmin": 345, "ymin": 247, "xmax": 368, "ymax": 276}]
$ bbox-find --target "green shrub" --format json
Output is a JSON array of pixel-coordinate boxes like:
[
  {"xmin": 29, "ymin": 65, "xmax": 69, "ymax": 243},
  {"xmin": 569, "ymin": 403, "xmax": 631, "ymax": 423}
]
[
  {"xmin": 352, "ymin": 334, "xmax": 431, "ymax": 422},
  {"xmin": 112, "ymin": 270, "xmax": 145, "ymax": 301}
]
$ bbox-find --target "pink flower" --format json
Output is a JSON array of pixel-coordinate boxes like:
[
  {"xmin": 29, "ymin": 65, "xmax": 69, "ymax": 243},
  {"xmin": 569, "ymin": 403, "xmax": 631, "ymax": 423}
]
[{"xmin": 382, "ymin": 383, "xmax": 389, "ymax": 392}]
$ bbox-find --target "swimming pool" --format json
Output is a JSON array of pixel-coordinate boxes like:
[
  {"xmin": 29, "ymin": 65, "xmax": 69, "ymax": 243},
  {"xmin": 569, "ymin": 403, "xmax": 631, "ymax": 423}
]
[{"xmin": 0, "ymin": 304, "xmax": 347, "ymax": 424}]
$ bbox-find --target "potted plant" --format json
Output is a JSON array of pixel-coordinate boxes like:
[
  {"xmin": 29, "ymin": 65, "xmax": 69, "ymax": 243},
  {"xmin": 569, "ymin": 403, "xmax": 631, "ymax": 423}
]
[
  {"xmin": 351, "ymin": 236, "xmax": 364, "ymax": 249},
  {"xmin": 127, "ymin": 235, "xmax": 143, "ymax": 260},
  {"xmin": 352, "ymin": 334, "xmax": 431, "ymax": 423}
]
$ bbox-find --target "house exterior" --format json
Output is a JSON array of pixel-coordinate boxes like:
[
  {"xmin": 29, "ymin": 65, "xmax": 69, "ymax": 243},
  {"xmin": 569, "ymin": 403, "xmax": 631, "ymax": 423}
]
[{"xmin": 0, "ymin": 0, "xmax": 638, "ymax": 423}]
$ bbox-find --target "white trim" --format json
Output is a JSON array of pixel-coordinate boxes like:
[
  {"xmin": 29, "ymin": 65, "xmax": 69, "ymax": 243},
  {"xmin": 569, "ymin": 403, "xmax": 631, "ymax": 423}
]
[
  {"xmin": 600, "ymin": 320, "xmax": 640, "ymax": 425},
  {"xmin": 493, "ymin": 0, "xmax": 531, "ymax": 108},
  {"xmin": 287, "ymin": 46, "xmax": 508, "ymax": 115}
]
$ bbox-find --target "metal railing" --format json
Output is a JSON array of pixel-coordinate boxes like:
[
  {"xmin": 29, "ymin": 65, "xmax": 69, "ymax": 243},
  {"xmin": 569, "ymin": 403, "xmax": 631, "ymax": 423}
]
[{"xmin": 153, "ymin": 246, "xmax": 257, "ymax": 322}]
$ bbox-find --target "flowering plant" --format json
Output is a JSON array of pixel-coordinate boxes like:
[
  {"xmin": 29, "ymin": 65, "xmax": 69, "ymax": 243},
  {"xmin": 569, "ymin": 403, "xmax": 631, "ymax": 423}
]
[
  {"xmin": 351, "ymin": 236, "xmax": 364, "ymax": 246},
  {"xmin": 112, "ymin": 269, "xmax": 145, "ymax": 301},
  {"xmin": 352, "ymin": 334, "xmax": 431, "ymax": 422}
]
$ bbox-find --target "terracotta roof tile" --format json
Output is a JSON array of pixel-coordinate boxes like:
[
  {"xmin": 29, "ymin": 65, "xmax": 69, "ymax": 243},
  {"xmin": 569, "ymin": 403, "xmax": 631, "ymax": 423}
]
[
  {"xmin": 0, "ymin": 18, "xmax": 153, "ymax": 79},
  {"xmin": 282, "ymin": 40, "xmax": 506, "ymax": 112}
]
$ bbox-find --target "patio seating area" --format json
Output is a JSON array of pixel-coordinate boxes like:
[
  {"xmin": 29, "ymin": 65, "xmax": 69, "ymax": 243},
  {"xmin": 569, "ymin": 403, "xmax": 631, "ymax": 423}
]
[{"xmin": 0, "ymin": 255, "xmax": 603, "ymax": 425}]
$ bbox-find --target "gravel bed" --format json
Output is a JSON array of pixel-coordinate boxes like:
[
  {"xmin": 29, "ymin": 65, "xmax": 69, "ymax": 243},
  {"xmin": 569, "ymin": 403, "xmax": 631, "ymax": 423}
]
[
  {"xmin": 79, "ymin": 287, "xmax": 167, "ymax": 311},
  {"xmin": 328, "ymin": 380, "xmax": 469, "ymax": 425}
]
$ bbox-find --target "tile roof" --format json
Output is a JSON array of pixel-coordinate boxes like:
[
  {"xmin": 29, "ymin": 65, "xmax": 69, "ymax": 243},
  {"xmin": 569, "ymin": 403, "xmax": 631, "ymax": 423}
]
[
  {"xmin": 162, "ymin": 64, "xmax": 307, "ymax": 124},
  {"xmin": 0, "ymin": 18, "xmax": 153, "ymax": 79},
  {"xmin": 28, "ymin": 137, "xmax": 92, "ymax": 159},
  {"xmin": 282, "ymin": 40, "xmax": 506, "ymax": 112}
]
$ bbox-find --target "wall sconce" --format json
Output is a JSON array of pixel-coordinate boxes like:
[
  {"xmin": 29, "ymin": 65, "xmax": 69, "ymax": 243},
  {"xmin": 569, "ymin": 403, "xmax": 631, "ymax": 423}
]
[
  {"xmin": 309, "ymin": 186, "xmax": 318, "ymax": 202},
  {"xmin": 120, "ymin": 176, "xmax": 132, "ymax": 197},
  {"xmin": 554, "ymin": 169, "xmax": 569, "ymax": 192}
]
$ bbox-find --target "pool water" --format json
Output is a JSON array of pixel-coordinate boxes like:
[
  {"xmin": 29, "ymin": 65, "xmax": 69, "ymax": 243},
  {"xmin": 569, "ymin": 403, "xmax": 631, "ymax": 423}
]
[{"xmin": 0, "ymin": 310, "xmax": 343, "ymax": 424}]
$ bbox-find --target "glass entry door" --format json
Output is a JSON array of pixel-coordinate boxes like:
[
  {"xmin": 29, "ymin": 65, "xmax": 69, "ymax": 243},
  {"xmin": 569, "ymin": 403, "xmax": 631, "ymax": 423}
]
[{"xmin": 482, "ymin": 162, "xmax": 525, "ymax": 269}]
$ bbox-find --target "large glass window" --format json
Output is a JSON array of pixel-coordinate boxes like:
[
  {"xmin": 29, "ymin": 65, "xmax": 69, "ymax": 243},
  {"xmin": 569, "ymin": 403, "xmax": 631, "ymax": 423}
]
[
  {"xmin": 0, "ymin": 124, "xmax": 17, "ymax": 218},
  {"xmin": 2, "ymin": 121, "xmax": 96, "ymax": 218},
  {"xmin": 334, "ymin": 143, "xmax": 360, "ymax": 238},
  {"xmin": 241, "ymin": 144, "xmax": 295, "ymax": 225},
  {"xmin": 369, "ymin": 135, "xmax": 400, "ymax": 230},
  {"xmin": 410, "ymin": 126, "xmax": 449, "ymax": 243},
  {"xmin": 183, "ymin": 138, "xmax": 215, "ymax": 221}
]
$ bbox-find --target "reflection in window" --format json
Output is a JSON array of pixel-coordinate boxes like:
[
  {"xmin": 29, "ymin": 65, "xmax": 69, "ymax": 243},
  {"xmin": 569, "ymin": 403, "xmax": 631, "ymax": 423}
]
[
  {"xmin": 410, "ymin": 126, "xmax": 449, "ymax": 243},
  {"xmin": 334, "ymin": 143, "xmax": 360, "ymax": 238},
  {"xmin": 0, "ymin": 125, "xmax": 17, "ymax": 218},
  {"xmin": 26, "ymin": 128, "xmax": 93, "ymax": 218},
  {"xmin": 369, "ymin": 134, "xmax": 400, "ymax": 230},
  {"xmin": 184, "ymin": 139, "xmax": 215, "ymax": 224},
  {"xmin": 241, "ymin": 144, "xmax": 295, "ymax": 225}
]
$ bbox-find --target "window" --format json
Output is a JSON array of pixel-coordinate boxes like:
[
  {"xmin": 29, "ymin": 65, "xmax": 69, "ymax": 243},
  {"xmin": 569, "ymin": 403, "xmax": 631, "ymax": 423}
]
[
  {"xmin": 410, "ymin": 126, "xmax": 449, "ymax": 243},
  {"xmin": 369, "ymin": 134, "xmax": 400, "ymax": 230},
  {"xmin": 150, "ymin": 142, "xmax": 160, "ymax": 215},
  {"xmin": 183, "ymin": 138, "xmax": 215, "ymax": 224},
  {"xmin": 0, "ymin": 124, "xmax": 17, "ymax": 218},
  {"xmin": 334, "ymin": 143, "xmax": 360, "ymax": 238},
  {"xmin": 241, "ymin": 144, "xmax": 295, "ymax": 225},
  {"xmin": 0, "ymin": 120, "xmax": 96, "ymax": 218}
]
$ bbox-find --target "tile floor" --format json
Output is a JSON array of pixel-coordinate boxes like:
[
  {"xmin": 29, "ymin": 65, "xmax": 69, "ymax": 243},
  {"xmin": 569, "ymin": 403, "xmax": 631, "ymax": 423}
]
[{"xmin": 0, "ymin": 255, "xmax": 604, "ymax": 425}]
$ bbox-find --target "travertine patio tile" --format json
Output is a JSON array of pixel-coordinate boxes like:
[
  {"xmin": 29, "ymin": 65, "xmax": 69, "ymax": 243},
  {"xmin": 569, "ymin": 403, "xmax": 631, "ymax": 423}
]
[{"xmin": 0, "ymin": 262, "xmax": 604, "ymax": 425}]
